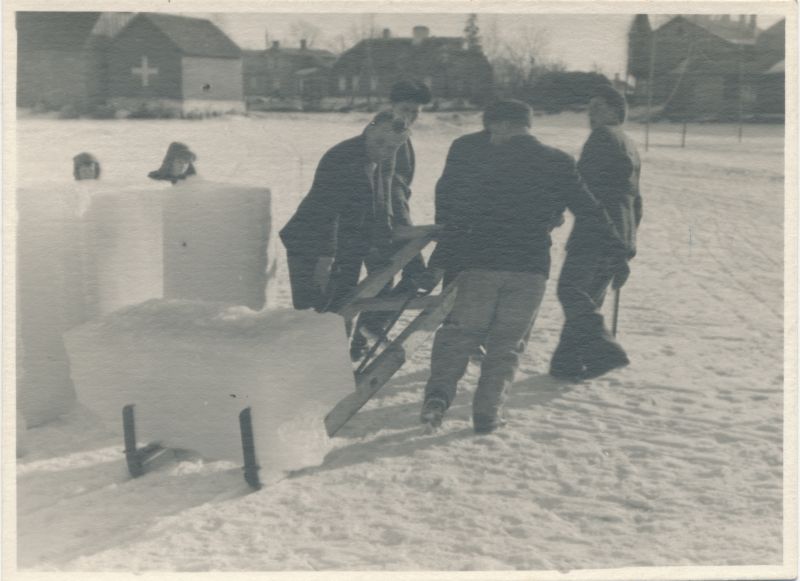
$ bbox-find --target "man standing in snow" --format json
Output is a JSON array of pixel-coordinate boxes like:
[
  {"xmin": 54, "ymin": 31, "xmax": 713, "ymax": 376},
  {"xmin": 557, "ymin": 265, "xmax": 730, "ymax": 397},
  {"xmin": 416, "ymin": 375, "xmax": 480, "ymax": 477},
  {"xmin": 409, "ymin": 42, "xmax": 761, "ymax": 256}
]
[
  {"xmin": 420, "ymin": 100, "xmax": 631, "ymax": 434},
  {"xmin": 279, "ymin": 111, "xmax": 411, "ymax": 313},
  {"xmin": 349, "ymin": 80, "xmax": 433, "ymax": 360},
  {"xmin": 549, "ymin": 85, "xmax": 643, "ymax": 381}
]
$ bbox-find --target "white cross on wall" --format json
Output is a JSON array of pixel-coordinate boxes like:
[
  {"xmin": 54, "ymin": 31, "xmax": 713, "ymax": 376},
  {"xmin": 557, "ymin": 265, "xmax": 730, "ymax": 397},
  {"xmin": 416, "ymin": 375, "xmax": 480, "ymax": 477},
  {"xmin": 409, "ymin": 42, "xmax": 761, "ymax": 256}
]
[{"xmin": 132, "ymin": 56, "xmax": 158, "ymax": 87}]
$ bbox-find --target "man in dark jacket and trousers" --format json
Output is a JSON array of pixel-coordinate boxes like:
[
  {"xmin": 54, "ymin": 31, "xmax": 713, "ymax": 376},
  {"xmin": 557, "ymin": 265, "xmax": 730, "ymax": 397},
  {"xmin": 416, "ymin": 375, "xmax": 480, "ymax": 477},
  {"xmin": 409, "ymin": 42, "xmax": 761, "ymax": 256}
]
[
  {"xmin": 350, "ymin": 80, "xmax": 432, "ymax": 360},
  {"xmin": 549, "ymin": 85, "xmax": 643, "ymax": 381},
  {"xmin": 420, "ymin": 100, "xmax": 631, "ymax": 434},
  {"xmin": 280, "ymin": 111, "xmax": 411, "ymax": 314}
]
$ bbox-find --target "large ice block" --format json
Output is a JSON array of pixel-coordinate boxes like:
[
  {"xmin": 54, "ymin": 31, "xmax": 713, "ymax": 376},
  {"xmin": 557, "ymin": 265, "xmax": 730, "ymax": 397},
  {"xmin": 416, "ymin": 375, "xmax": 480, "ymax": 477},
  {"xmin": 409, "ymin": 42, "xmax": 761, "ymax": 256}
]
[
  {"xmin": 64, "ymin": 300, "xmax": 355, "ymax": 479},
  {"xmin": 81, "ymin": 184, "xmax": 164, "ymax": 317},
  {"xmin": 163, "ymin": 181, "xmax": 272, "ymax": 311},
  {"xmin": 16, "ymin": 182, "xmax": 87, "ymax": 426}
]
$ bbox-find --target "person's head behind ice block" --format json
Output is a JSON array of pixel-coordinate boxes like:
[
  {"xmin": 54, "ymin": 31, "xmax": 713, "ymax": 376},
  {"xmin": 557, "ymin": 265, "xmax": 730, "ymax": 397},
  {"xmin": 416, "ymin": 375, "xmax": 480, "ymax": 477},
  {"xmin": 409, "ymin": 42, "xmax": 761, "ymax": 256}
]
[
  {"xmin": 389, "ymin": 79, "xmax": 432, "ymax": 127},
  {"xmin": 148, "ymin": 142, "xmax": 197, "ymax": 185},
  {"xmin": 364, "ymin": 111, "xmax": 411, "ymax": 162},
  {"xmin": 73, "ymin": 152, "xmax": 101, "ymax": 180}
]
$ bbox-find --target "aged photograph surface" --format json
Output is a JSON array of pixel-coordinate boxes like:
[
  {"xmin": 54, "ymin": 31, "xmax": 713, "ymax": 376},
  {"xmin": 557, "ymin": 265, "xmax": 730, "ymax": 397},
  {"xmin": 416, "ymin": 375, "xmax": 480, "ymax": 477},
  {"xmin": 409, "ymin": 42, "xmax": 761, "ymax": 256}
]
[{"xmin": 6, "ymin": 2, "xmax": 796, "ymax": 578}]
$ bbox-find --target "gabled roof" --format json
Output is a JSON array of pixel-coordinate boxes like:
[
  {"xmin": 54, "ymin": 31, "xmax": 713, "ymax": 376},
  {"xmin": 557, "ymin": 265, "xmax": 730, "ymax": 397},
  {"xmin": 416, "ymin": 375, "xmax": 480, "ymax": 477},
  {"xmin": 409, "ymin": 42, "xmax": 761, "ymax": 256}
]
[
  {"xmin": 120, "ymin": 13, "xmax": 241, "ymax": 58},
  {"xmin": 658, "ymin": 15, "xmax": 757, "ymax": 46}
]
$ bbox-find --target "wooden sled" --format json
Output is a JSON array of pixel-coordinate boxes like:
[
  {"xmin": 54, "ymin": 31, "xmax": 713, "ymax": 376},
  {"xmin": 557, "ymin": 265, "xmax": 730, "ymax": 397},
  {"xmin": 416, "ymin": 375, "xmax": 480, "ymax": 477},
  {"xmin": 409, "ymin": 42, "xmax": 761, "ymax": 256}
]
[{"xmin": 324, "ymin": 225, "xmax": 458, "ymax": 437}]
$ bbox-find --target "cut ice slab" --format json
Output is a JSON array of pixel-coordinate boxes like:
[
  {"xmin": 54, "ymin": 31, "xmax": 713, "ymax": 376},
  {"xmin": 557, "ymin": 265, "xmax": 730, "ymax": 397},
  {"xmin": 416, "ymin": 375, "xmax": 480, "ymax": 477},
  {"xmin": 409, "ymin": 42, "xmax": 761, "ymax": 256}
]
[{"xmin": 64, "ymin": 300, "xmax": 355, "ymax": 480}]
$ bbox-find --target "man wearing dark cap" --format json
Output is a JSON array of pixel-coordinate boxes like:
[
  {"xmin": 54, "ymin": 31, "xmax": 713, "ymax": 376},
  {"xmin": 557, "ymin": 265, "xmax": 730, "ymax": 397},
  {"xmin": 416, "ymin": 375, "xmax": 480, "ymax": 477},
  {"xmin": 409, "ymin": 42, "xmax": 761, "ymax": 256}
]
[
  {"xmin": 420, "ymin": 99, "xmax": 631, "ymax": 434},
  {"xmin": 349, "ymin": 80, "xmax": 433, "ymax": 360},
  {"xmin": 549, "ymin": 84, "xmax": 643, "ymax": 381},
  {"xmin": 280, "ymin": 111, "xmax": 411, "ymax": 314}
]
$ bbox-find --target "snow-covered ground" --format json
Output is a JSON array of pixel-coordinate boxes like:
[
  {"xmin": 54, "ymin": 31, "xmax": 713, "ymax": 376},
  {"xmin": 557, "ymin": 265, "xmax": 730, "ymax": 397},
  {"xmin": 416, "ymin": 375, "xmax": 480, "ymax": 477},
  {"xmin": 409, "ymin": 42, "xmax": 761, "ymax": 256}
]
[{"xmin": 12, "ymin": 112, "xmax": 790, "ymax": 574}]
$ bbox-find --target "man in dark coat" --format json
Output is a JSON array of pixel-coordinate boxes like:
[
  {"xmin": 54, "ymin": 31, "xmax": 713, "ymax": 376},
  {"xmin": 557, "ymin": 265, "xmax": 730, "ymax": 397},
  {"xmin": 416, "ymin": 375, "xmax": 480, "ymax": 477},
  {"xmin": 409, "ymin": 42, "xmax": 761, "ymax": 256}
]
[
  {"xmin": 279, "ymin": 112, "xmax": 411, "ymax": 313},
  {"xmin": 549, "ymin": 84, "xmax": 643, "ymax": 380},
  {"xmin": 429, "ymin": 121, "xmax": 492, "ymax": 287},
  {"xmin": 350, "ymin": 80, "xmax": 433, "ymax": 360},
  {"xmin": 420, "ymin": 100, "xmax": 631, "ymax": 434}
]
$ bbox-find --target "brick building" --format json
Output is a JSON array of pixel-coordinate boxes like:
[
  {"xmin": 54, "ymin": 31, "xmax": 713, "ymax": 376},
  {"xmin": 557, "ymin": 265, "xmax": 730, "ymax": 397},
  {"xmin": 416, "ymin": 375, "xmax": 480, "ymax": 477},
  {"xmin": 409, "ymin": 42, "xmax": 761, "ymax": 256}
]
[{"xmin": 330, "ymin": 26, "xmax": 493, "ymax": 106}]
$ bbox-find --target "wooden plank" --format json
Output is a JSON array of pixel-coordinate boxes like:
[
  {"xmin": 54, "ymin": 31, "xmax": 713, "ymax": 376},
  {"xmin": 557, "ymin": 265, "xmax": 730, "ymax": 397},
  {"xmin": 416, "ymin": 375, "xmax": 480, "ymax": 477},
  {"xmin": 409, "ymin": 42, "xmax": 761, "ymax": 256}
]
[
  {"xmin": 324, "ymin": 278, "xmax": 459, "ymax": 437},
  {"xmin": 347, "ymin": 295, "xmax": 440, "ymax": 313},
  {"xmin": 336, "ymin": 229, "xmax": 440, "ymax": 320}
]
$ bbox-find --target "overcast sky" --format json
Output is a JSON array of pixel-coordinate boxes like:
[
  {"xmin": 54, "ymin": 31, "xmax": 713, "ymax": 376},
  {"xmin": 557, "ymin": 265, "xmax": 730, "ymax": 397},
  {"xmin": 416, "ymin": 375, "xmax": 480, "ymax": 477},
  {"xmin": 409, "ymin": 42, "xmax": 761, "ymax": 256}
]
[{"xmin": 205, "ymin": 13, "xmax": 786, "ymax": 78}]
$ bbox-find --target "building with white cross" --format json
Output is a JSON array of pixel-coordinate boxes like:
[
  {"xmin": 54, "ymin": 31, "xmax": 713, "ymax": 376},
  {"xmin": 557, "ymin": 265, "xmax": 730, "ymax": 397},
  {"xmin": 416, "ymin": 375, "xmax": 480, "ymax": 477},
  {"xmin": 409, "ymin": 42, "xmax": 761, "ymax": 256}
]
[{"xmin": 107, "ymin": 13, "xmax": 244, "ymax": 115}]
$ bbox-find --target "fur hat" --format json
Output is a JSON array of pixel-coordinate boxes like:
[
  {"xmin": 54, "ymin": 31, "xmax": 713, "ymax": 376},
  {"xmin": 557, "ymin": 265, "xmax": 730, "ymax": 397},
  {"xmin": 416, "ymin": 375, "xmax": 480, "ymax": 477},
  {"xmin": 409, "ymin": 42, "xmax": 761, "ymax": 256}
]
[{"xmin": 148, "ymin": 142, "xmax": 197, "ymax": 184}]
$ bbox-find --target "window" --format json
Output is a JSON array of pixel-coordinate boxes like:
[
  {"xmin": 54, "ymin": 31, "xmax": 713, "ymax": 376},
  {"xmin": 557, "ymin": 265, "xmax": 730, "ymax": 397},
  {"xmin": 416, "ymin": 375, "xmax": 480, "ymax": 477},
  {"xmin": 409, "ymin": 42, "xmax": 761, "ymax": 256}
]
[
  {"xmin": 352, "ymin": 75, "xmax": 360, "ymax": 91},
  {"xmin": 338, "ymin": 76, "xmax": 347, "ymax": 93}
]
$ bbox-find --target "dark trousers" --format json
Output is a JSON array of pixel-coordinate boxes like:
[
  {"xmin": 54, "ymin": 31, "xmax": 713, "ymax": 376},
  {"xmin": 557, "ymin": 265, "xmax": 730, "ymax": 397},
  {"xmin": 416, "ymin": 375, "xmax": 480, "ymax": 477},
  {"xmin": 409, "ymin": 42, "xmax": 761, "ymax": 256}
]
[{"xmin": 551, "ymin": 249, "xmax": 626, "ymax": 374}]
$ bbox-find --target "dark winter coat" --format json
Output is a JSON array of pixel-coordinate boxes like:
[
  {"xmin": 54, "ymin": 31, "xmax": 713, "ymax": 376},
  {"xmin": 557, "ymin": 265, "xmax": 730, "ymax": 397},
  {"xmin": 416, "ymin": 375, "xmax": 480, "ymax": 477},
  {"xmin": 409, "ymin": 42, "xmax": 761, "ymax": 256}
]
[
  {"xmin": 568, "ymin": 124, "xmax": 642, "ymax": 258},
  {"xmin": 280, "ymin": 134, "xmax": 394, "ymax": 263},
  {"xmin": 429, "ymin": 130, "xmax": 493, "ymax": 275},
  {"xmin": 460, "ymin": 134, "xmax": 629, "ymax": 276}
]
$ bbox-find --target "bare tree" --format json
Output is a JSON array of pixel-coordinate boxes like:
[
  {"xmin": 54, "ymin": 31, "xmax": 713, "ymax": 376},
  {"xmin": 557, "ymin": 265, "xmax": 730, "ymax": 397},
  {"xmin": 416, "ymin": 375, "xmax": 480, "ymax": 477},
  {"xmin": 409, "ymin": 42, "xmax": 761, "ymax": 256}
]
[
  {"xmin": 288, "ymin": 19, "xmax": 324, "ymax": 48},
  {"xmin": 483, "ymin": 19, "xmax": 557, "ymax": 95}
]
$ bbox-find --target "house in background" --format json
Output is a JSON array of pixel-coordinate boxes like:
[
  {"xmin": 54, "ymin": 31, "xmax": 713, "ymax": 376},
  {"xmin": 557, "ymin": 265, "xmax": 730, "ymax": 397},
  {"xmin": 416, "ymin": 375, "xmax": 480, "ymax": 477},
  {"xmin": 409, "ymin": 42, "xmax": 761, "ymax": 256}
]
[
  {"xmin": 330, "ymin": 26, "xmax": 493, "ymax": 106},
  {"xmin": 16, "ymin": 12, "xmax": 102, "ymax": 110},
  {"xmin": 627, "ymin": 15, "xmax": 785, "ymax": 120},
  {"xmin": 107, "ymin": 13, "xmax": 244, "ymax": 115},
  {"xmin": 242, "ymin": 39, "xmax": 336, "ymax": 110}
]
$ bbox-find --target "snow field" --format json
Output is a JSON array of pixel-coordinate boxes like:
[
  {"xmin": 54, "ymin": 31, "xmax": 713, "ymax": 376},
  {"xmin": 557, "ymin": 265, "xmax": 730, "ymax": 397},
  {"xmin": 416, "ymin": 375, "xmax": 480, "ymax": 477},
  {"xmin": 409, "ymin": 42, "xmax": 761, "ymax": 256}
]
[{"xmin": 14, "ymin": 112, "xmax": 788, "ymax": 572}]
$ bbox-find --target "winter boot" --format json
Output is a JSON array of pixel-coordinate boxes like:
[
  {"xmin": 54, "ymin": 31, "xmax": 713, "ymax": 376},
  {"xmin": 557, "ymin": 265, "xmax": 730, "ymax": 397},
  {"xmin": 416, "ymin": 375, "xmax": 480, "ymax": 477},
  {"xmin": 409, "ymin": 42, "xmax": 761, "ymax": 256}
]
[
  {"xmin": 473, "ymin": 413, "xmax": 507, "ymax": 435},
  {"xmin": 420, "ymin": 397, "xmax": 448, "ymax": 428}
]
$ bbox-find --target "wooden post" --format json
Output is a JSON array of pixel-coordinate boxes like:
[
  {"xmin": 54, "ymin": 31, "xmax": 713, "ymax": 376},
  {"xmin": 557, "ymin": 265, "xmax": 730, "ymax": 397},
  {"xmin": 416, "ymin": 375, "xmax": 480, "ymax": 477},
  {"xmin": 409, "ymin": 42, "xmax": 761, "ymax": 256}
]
[
  {"xmin": 681, "ymin": 121, "xmax": 687, "ymax": 148},
  {"xmin": 645, "ymin": 33, "xmax": 657, "ymax": 152},
  {"xmin": 737, "ymin": 42, "xmax": 744, "ymax": 143}
]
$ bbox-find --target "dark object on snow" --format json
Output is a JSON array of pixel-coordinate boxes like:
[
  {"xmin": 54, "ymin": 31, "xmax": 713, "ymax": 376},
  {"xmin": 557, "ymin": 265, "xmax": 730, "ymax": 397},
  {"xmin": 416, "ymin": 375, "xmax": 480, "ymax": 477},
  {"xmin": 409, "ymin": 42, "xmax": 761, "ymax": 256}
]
[
  {"xmin": 73, "ymin": 152, "xmax": 101, "ymax": 180},
  {"xmin": 122, "ymin": 404, "xmax": 167, "ymax": 478},
  {"xmin": 148, "ymin": 142, "xmax": 197, "ymax": 184},
  {"xmin": 239, "ymin": 407, "xmax": 262, "ymax": 490}
]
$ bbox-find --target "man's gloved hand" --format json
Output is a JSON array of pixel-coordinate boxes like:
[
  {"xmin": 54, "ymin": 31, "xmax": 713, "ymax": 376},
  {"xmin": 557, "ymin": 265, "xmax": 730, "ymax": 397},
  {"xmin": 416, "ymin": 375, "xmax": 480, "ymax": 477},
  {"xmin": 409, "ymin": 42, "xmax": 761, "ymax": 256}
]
[
  {"xmin": 313, "ymin": 256, "xmax": 335, "ymax": 292},
  {"xmin": 611, "ymin": 257, "xmax": 630, "ymax": 290},
  {"xmin": 406, "ymin": 267, "xmax": 445, "ymax": 296}
]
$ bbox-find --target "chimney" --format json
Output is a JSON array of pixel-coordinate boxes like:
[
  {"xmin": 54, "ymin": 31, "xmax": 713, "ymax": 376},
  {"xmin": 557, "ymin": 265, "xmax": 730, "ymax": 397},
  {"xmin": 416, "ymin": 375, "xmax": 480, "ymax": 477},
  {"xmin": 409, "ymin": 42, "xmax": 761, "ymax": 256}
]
[
  {"xmin": 749, "ymin": 15, "xmax": 757, "ymax": 33},
  {"xmin": 300, "ymin": 39, "xmax": 307, "ymax": 50},
  {"xmin": 412, "ymin": 25, "xmax": 430, "ymax": 45},
  {"xmin": 272, "ymin": 40, "xmax": 280, "ymax": 49},
  {"xmin": 382, "ymin": 28, "xmax": 391, "ymax": 39},
  {"xmin": 738, "ymin": 14, "xmax": 746, "ymax": 31}
]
